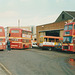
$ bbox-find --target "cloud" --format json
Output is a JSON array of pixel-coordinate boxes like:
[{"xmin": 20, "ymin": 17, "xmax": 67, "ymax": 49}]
[
  {"xmin": 19, "ymin": 14, "xmax": 59, "ymax": 26},
  {"xmin": 0, "ymin": 11, "xmax": 19, "ymax": 18},
  {"xmin": 36, "ymin": 14, "xmax": 59, "ymax": 25},
  {"xmin": 0, "ymin": 13, "xmax": 59, "ymax": 27},
  {"xmin": 0, "ymin": 11, "xmax": 19, "ymax": 27}
]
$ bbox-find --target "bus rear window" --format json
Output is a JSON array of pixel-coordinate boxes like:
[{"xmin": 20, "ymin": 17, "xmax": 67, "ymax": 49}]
[
  {"xmin": 0, "ymin": 28, "xmax": 2, "ymax": 32},
  {"xmin": 11, "ymin": 30, "xmax": 19, "ymax": 33}
]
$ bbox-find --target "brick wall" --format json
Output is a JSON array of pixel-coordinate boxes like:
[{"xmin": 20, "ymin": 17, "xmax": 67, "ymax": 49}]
[{"xmin": 36, "ymin": 20, "xmax": 71, "ymax": 44}]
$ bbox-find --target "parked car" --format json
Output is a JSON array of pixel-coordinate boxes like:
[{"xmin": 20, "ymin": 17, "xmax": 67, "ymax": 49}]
[{"xmin": 32, "ymin": 42, "xmax": 38, "ymax": 48}]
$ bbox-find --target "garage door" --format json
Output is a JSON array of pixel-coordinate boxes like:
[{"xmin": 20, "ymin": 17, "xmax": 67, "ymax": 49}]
[{"xmin": 46, "ymin": 30, "xmax": 60, "ymax": 37}]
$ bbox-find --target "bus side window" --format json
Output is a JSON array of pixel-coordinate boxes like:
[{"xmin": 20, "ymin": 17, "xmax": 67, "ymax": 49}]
[
  {"xmin": 56, "ymin": 39, "xmax": 59, "ymax": 42},
  {"xmin": 49, "ymin": 38, "xmax": 54, "ymax": 42},
  {"xmin": 44, "ymin": 38, "xmax": 47, "ymax": 42},
  {"xmin": 74, "ymin": 25, "xmax": 75, "ymax": 29},
  {"xmin": 49, "ymin": 38, "xmax": 51, "ymax": 42}
]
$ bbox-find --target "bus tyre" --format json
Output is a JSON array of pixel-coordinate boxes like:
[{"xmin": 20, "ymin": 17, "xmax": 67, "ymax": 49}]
[{"xmin": 48, "ymin": 47, "xmax": 52, "ymax": 51}]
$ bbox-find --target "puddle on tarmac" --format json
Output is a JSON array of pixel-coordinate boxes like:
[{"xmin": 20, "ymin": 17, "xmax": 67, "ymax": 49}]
[{"xmin": 68, "ymin": 58, "xmax": 75, "ymax": 66}]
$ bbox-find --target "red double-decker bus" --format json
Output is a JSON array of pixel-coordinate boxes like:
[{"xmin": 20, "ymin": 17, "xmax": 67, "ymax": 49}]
[
  {"xmin": 62, "ymin": 22, "xmax": 75, "ymax": 52},
  {"xmin": 9, "ymin": 28, "xmax": 32, "ymax": 49},
  {"xmin": 0, "ymin": 26, "xmax": 6, "ymax": 50}
]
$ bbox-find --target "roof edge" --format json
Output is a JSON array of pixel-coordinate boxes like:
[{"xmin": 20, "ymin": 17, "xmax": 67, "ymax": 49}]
[{"xmin": 64, "ymin": 11, "xmax": 74, "ymax": 18}]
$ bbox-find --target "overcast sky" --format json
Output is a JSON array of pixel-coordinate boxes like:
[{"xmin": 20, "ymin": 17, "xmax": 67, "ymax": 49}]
[{"xmin": 0, "ymin": 0, "xmax": 75, "ymax": 27}]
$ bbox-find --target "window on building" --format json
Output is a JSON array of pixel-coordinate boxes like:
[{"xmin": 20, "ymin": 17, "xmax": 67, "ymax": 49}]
[{"xmin": 62, "ymin": 14, "xmax": 65, "ymax": 19}]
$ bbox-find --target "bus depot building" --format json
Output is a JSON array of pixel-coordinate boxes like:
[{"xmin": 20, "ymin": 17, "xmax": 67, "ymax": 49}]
[{"xmin": 36, "ymin": 11, "xmax": 75, "ymax": 45}]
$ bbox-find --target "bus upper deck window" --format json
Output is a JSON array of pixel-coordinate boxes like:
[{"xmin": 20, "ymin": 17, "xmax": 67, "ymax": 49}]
[
  {"xmin": 68, "ymin": 24, "xmax": 73, "ymax": 30},
  {"xmin": 64, "ymin": 25, "xmax": 68, "ymax": 30}
]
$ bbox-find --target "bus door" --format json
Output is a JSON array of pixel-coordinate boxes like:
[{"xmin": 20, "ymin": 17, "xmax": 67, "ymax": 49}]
[
  {"xmin": 39, "ymin": 36, "xmax": 44, "ymax": 47},
  {"xmin": 54, "ymin": 39, "xmax": 57, "ymax": 44},
  {"xmin": 54, "ymin": 39, "xmax": 58, "ymax": 48},
  {"xmin": 73, "ymin": 37, "xmax": 75, "ymax": 51}
]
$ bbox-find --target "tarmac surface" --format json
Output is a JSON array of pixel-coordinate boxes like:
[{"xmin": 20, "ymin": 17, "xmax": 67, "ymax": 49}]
[
  {"xmin": 0, "ymin": 64, "xmax": 7, "ymax": 75},
  {"xmin": 0, "ymin": 62, "xmax": 12, "ymax": 75},
  {"xmin": 0, "ymin": 49, "xmax": 75, "ymax": 75}
]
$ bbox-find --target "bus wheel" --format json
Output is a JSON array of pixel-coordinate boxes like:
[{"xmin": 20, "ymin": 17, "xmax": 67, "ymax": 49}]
[{"xmin": 48, "ymin": 47, "xmax": 52, "ymax": 51}]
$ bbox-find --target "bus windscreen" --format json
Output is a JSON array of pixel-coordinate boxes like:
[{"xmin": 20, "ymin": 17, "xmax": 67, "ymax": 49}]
[
  {"xmin": 64, "ymin": 24, "xmax": 73, "ymax": 30},
  {"xmin": 63, "ymin": 36, "xmax": 72, "ymax": 43}
]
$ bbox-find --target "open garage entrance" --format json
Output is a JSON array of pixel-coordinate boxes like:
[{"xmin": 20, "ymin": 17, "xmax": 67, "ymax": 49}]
[{"xmin": 46, "ymin": 30, "xmax": 60, "ymax": 37}]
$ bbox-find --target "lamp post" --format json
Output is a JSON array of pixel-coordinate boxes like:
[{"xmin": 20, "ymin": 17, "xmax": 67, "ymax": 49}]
[{"xmin": 18, "ymin": 19, "xmax": 20, "ymax": 28}]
